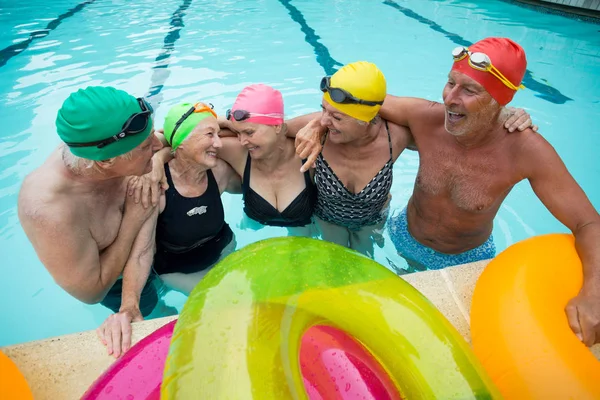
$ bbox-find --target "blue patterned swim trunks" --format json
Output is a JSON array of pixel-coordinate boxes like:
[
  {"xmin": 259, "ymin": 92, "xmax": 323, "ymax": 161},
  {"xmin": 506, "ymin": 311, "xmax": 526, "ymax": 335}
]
[{"xmin": 388, "ymin": 207, "xmax": 496, "ymax": 270}]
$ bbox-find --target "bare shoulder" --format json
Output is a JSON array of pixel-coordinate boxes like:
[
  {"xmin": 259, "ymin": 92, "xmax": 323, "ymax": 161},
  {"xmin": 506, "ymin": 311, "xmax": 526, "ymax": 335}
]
[
  {"xmin": 19, "ymin": 149, "xmax": 64, "ymax": 214},
  {"xmin": 18, "ymin": 167, "xmax": 83, "ymax": 239},
  {"xmin": 511, "ymin": 129, "xmax": 563, "ymax": 175},
  {"xmin": 513, "ymin": 128, "xmax": 554, "ymax": 157},
  {"xmin": 19, "ymin": 168, "xmax": 57, "ymax": 219}
]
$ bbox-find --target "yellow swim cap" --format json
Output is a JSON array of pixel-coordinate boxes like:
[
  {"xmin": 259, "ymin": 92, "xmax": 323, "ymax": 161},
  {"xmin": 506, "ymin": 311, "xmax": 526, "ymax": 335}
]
[{"xmin": 323, "ymin": 61, "xmax": 386, "ymax": 122}]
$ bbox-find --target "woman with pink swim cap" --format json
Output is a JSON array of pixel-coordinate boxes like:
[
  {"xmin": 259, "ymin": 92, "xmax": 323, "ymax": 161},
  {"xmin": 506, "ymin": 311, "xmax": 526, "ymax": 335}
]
[{"xmin": 217, "ymin": 84, "xmax": 318, "ymax": 233}]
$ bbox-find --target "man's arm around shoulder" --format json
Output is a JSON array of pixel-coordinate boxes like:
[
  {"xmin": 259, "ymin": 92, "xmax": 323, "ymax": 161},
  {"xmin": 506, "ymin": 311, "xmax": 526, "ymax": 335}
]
[{"xmin": 379, "ymin": 95, "xmax": 432, "ymax": 129}]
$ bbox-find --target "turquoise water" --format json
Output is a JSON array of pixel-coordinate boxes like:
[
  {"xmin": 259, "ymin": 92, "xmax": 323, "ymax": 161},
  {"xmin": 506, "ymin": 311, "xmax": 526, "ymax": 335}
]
[{"xmin": 0, "ymin": 0, "xmax": 598, "ymax": 346}]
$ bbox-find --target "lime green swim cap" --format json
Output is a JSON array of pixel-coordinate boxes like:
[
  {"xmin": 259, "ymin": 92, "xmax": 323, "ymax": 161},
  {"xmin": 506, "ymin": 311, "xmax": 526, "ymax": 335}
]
[
  {"xmin": 164, "ymin": 102, "xmax": 217, "ymax": 150},
  {"xmin": 56, "ymin": 86, "xmax": 153, "ymax": 161}
]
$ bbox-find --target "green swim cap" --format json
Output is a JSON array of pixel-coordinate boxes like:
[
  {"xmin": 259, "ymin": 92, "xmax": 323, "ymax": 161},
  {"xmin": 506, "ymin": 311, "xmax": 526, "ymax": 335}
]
[
  {"xmin": 56, "ymin": 86, "xmax": 153, "ymax": 161},
  {"xmin": 164, "ymin": 102, "xmax": 216, "ymax": 150}
]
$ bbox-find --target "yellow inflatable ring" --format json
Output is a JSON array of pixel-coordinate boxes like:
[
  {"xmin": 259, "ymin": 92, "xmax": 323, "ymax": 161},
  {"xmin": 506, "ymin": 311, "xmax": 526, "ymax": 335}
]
[
  {"xmin": 471, "ymin": 233, "xmax": 600, "ymax": 399},
  {"xmin": 162, "ymin": 237, "xmax": 500, "ymax": 399}
]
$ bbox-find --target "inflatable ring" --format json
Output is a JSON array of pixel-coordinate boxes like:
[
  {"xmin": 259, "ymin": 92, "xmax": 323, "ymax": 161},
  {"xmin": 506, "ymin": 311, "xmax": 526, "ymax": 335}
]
[
  {"xmin": 300, "ymin": 324, "xmax": 402, "ymax": 399},
  {"xmin": 471, "ymin": 233, "xmax": 600, "ymax": 399},
  {"xmin": 162, "ymin": 237, "xmax": 500, "ymax": 399},
  {"xmin": 0, "ymin": 350, "xmax": 33, "ymax": 400},
  {"xmin": 82, "ymin": 319, "xmax": 176, "ymax": 400}
]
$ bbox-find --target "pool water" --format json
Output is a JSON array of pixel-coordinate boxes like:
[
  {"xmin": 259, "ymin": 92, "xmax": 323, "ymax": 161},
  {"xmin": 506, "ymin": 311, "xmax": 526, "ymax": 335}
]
[{"xmin": 0, "ymin": 0, "xmax": 598, "ymax": 346}]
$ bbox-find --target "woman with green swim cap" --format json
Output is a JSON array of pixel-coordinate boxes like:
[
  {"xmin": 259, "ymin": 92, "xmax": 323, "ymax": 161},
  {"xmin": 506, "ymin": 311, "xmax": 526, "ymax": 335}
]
[
  {"xmin": 97, "ymin": 100, "xmax": 241, "ymax": 358},
  {"xmin": 132, "ymin": 102, "xmax": 241, "ymax": 294}
]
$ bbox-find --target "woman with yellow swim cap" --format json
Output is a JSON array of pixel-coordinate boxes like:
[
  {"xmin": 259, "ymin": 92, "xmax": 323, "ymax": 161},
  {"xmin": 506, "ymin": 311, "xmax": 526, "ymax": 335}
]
[{"xmin": 292, "ymin": 61, "xmax": 413, "ymax": 256}]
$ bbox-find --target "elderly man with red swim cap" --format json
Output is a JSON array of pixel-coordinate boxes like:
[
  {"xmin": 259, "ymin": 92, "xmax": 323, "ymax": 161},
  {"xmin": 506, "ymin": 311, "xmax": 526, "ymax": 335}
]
[
  {"xmin": 305, "ymin": 37, "xmax": 600, "ymax": 346},
  {"xmin": 388, "ymin": 38, "xmax": 600, "ymax": 347},
  {"xmin": 295, "ymin": 38, "xmax": 600, "ymax": 346}
]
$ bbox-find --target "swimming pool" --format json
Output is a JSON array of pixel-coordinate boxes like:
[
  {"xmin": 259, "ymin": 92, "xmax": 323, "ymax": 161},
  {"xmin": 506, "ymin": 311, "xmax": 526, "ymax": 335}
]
[{"xmin": 0, "ymin": 0, "xmax": 598, "ymax": 346}]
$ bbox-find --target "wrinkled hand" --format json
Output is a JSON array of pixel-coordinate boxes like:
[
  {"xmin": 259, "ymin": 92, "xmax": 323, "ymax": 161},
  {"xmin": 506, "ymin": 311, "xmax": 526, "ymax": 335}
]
[
  {"xmin": 97, "ymin": 307, "xmax": 143, "ymax": 358},
  {"xmin": 295, "ymin": 118, "xmax": 324, "ymax": 173},
  {"xmin": 124, "ymin": 179, "xmax": 158, "ymax": 223},
  {"xmin": 565, "ymin": 288, "xmax": 600, "ymax": 346},
  {"xmin": 127, "ymin": 161, "xmax": 168, "ymax": 209},
  {"xmin": 504, "ymin": 107, "xmax": 538, "ymax": 133}
]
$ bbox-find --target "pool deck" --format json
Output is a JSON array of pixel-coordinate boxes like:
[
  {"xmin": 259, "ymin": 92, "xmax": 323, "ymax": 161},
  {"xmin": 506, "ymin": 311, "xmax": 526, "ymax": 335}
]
[{"xmin": 2, "ymin": 259, "xmax": 599, "ymax": 399}]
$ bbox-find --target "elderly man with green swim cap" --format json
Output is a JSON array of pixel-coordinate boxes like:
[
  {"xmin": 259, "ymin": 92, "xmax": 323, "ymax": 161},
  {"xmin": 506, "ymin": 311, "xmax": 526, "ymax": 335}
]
[{"xmin": 18, "ymin": 86, "xmax": 164, "ymax": 357}]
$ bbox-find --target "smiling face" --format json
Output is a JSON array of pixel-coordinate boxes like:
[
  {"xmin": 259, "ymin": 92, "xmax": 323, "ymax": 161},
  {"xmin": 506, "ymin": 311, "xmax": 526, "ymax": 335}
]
[
  {"xmin": 176, "ymin": 116, "xmax": 222, "ymax": 168},
  {"xmin": 319, "ymin": 100, "xmax": 370, "ymax": 144},
  {"xmin": 442, "ymin": 71, "xmax": 502, "ymax": 137},
  {"xmin": 229, "ymin": 120, "xmax": 281, "ymax": 160}
]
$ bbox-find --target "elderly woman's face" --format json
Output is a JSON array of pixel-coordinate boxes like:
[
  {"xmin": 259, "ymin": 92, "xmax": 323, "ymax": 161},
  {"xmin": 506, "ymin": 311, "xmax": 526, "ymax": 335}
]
[
  {"xmin": 230, "ymin": 120, "xmax": 281, "ymax": 160},
  {"xmin": 319, "ymin": 100, "xmax": 369, "ymax": 143},
  {"xmin": 177, "ymin": 116, "xmax": 222, "ymax": 168}
]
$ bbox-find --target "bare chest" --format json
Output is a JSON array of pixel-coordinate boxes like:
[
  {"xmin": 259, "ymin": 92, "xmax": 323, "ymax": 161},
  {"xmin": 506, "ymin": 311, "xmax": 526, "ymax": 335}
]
[
  {"xmin": 416, "ymin": 147, "xmax": 515, "ymax": 212},
  {"xmin": 87, "ymin": 190, "xmax": 126, "ymax": 250}
]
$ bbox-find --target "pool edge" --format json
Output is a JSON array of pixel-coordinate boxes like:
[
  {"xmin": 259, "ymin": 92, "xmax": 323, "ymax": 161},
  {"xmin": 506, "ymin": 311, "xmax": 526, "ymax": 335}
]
[{"xmin": 2, "ymin": 260, "xmax": 599, "ymax": 400}]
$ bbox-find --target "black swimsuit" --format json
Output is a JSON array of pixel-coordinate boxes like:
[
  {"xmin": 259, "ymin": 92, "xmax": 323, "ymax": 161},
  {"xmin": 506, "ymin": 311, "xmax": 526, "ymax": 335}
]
[
  {"xmin": 153, "ymin": 164, "xmax": 233, "ymax": 275},
  {"xmin": 242, "ymin": 155, "xmax": 317, "ymax": 227}
]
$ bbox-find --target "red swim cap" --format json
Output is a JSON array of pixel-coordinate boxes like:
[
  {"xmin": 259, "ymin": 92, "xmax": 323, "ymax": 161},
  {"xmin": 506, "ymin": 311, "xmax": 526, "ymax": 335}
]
[{"xmin": 451, "ymin": 37, "xmax": 526, "ymax": 106}]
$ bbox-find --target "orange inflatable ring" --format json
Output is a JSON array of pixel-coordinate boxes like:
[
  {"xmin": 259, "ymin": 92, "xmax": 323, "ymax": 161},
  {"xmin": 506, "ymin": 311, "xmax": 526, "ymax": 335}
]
[
  {"xmin": 471, "ymin": 233, "xmax": 600, "ymax": 399},
  {"xmin": 0, "ymin": 350, "xmax": 33, "ymax": 400}
]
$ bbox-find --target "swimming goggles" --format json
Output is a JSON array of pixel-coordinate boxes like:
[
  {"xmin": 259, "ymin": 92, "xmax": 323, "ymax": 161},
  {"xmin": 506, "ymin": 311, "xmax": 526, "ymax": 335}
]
[
  {"xmin": 225, "ymin": 109, "xmax": 283, "ymax": 122},
  {"xmin": 169, "ymin": 102, "xmax": 217, "ymax": 145},
  {"xmin": 320, "ymin": 76, "xmax": 384, "ymax": 106},
  {"xmin": 65, "ymin": 98, "xmax": 153, "ymax": 149},
  {"xmin": 452, "ymin": 46, "xmax": 525, "ymax": 91}
]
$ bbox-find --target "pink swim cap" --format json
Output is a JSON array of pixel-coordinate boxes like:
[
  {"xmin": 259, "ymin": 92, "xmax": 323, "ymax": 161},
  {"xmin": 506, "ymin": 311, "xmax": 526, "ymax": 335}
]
[{"xmin": 230, "ymin": 84, "xmax": 284, "ymax": 125}]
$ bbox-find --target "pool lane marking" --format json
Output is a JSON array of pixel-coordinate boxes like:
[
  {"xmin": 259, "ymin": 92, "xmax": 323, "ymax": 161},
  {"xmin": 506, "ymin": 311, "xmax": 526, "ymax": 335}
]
[
  {"xmin": 276, "ymin": 0, "xmax": 343, "ymax": 75},
  {"xmin": 146, "ymin": 0, "xmax": 194, "ymax": 105},
  {"xmin": 0, "ymin": 0, "xmax": 97, "ymax": 68}
]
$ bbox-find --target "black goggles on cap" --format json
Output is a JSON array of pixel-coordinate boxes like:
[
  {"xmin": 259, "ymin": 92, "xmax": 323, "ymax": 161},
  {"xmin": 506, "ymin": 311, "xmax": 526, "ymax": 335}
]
[
  {"xmin": 225, "ymin": 108, "xmax": 283, "ymax": 122},
  {"xmin": 64, "ymin": 98, "xmax": 153, "ymax": 149},
  {"xmin": 320, "ymin": 76, "xmax": 383, "ymax": 107}
]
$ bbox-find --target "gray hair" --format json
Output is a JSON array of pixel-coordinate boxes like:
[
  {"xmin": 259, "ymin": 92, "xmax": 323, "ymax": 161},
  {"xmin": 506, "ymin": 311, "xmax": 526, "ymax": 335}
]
[{"xmin": 62, "ymin": 145, "xmax": 134, "ymax": 174}]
